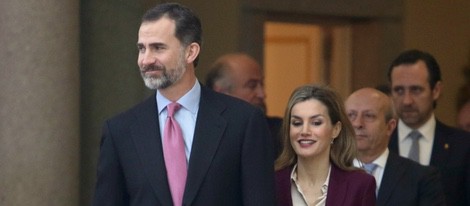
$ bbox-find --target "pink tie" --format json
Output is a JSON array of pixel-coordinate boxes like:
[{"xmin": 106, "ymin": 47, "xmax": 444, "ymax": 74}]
[{"xmin": 163, "ymin": 102, "xmax": 187, "ymax": 206}]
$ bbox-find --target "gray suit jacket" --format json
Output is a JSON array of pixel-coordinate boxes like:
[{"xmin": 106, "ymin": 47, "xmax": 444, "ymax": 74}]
[{"xmin": 92, "ymin": 85, "xmax": 276, "ymax": 206}]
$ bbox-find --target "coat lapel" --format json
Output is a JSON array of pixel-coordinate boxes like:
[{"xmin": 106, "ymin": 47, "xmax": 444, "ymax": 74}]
[
  {"xmin": 430, "ymin": 121, "xmax": 450, "ymax": 167},
  {"xmin": 183, "ymin": 87, "xmax": 227, "ymax": 205},
  {"xmin": 377, "ymin": 152, "xmax": 407, "ymax": 205},
  {"xmin": 326, "ymin": 165, "xmax": 347, "ymax": 205},
  {"xmin": 389, "ymin": 129, "xmax": 399, "ymax": 153},
  {"xmin": 130, "ymin": 95, "xmax": 172, "ymax": 205},
  {"xmin": 128, "ymin": 88, "xmax": 229, "ymax": 205},
  {"xmin": 392, "ymin": 121, "xmax": 451, "ymax": 167}
]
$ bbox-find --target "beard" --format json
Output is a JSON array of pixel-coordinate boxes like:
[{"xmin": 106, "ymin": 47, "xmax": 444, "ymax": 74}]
[
  {"xmin": 398, "ymin": 105, "xmax": 427, "ymax": 128},
  {"xmin": 140, "ymin": 51, "xmax": 186, "ymax": 90}
]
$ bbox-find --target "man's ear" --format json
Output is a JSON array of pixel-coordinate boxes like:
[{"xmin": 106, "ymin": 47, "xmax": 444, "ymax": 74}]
[
  {"xmin": 186, "ymin": 42, "xmax": 200, "ymax": 64},
  {"xmin": 386, "ymin": 118, "xmax": 397, "ymax": 137},
  {"xmin": 213, "ymin": 84, "xmax": 230, "ymax": 95},
  {"xmin": 432, "ymin": 81, "xmax": 442, "ymax": 101}
]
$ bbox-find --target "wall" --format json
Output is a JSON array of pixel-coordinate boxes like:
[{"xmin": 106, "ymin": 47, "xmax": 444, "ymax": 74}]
[
  {"xmin": 1, "ymin": 0, "xmax": 468, "ymax": 205},
  {"xmin": 0, "ymin": 0, "xmax": 80, "ymax": 205},
  {"xmin": 79, "ymin": 0, "xmax": 153, "ymax": 204},
  {"xmin": 176, "ymin": 0, "xmax": 241, "ymax": 80},
  {"xmin": 403, "ymin": 0, "xmax": 470, "ymax": 125}
]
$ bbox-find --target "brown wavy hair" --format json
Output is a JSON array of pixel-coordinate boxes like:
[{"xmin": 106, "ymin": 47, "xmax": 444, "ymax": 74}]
[{"xmin": 274, "ymin": 84, "xmax": 358, "ymax": 171}]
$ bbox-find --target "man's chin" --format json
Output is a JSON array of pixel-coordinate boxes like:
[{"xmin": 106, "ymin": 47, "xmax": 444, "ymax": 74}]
[
  {"xmin": 143, "ymin": 77, "xmax": 163, "ymax": 90},
  {"xmin": 401, "ymin": 116, "xmax": 421, "ymax": 127}
]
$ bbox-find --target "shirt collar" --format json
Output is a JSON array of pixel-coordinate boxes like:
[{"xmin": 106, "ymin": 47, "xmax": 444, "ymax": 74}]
[
  {"xmin": 353, "ymin": 148, "xmax": 389, "ymax": 169},
  {"xmin": 290, "ymin": 164, "xmax": 299, "ymax": 182},
  {"xmin": 290, "ymin": 163, "xmax": 331, "ymax": 188},
  {"xmin": 398, "ymin": 113, "xmax": 435, "ymax": 143},
  {"xmin": 373, "ymin": 148, "xmax": 388, "ymax": 169},
  {"xmin": 156, "ymin": 79, "xmax": 201, "ymax": 115}
]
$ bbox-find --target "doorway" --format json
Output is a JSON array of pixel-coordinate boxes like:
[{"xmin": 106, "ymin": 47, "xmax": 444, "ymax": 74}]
[{"xmin": 264, "ymin": 22, "xmax": 352, "ymax": 117}]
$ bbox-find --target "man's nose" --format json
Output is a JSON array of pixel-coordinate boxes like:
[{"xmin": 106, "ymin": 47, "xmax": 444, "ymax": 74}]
[
  {"xmin": 402, "ymin": 91, "xmax": 414, "ymax": 105},
  {"xmin": 140, "ymin": 51, "xmax": 156, "ymax": 66},
  {"xmin": 350, "ymin": 115, "xmax": 364, "ymax": 128},
  {"xmin": 255, "ymin": 84, "xmax": 266, "ymax": 99}
]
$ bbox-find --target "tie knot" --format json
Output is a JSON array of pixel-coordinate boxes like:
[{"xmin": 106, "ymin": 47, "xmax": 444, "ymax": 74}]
[
  {"xmin": 167, "ymin": 102, "xmax": 181, "ymax": 117},
  {"xmin": 408, "ymin": 130, "xmax": 422, "ymax": 141},
  {"xmin": 363, "ymin": 163, "xmax": 378, "ymax": 174}
]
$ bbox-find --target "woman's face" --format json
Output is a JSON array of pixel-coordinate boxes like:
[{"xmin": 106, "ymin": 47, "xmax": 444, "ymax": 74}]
[{"xmin": 289, "ymin": 99, "xmax": 341, "ymax": 160}]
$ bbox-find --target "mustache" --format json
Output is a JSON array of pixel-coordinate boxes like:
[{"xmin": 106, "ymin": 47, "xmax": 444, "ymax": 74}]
[
  {"xmin": 141, "ymin": 65, "xmax": 164, "ymax": 72},
  {"xmin": 400, "ymin": 105, "xmax": 417, "ymax": 112},
  {"xmin": 353, "ymin": 129, "xmax": 367, "ymax": 136},
  {"xmin": 400, "ymin": 105, "xmax": 416, "ymax": 111}
]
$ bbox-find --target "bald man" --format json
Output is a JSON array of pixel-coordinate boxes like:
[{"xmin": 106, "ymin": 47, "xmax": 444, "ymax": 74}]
[
  {"xmin": 345, "ymin": 88, "xmax": 445, "ymax": 206},
  {"xmin": 206, "ymin": 53, "xmax": 283, "ymax": 158},
  {"xmin": 206, "ymin": 53, "xmax": 266, "ymax": 109}
]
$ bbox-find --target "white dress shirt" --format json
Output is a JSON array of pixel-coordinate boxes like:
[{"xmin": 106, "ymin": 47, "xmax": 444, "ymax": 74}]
[
  {"xmin": 397, "ymin": 114, "xmax": 436, "ymax": 165},
  {"xmin": 354, "ymin": 149, "xmax": 388, "ymax": 195},
  {"xmin": 157, "ymin": 79, "xmax": 200, "ymax": 161}
]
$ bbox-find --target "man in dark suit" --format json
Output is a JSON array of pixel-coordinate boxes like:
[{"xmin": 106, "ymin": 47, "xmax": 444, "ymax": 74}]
[
  {"xmin": 346, "ymin": 87, "xmax": 445, "ymax": 206},
  {"xmin": 387, "ymin": 49, "xmax": 470, "ymax": 205},
  {"xmin": 205, "ymin": 53, "xmax": 283, "ymax": 158},
  {"xmin": 92, "ymin": 3, "xmax": 276, "ymax": 206}
]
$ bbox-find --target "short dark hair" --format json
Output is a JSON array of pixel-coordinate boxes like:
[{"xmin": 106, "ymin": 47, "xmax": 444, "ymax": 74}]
[
  {"xmin": 142, "ymin": 3, "xmax": 203, "ymax": 67},
  {"xmin": 387, "ymin": 49, "xmax": 442, "ymax": 89}
]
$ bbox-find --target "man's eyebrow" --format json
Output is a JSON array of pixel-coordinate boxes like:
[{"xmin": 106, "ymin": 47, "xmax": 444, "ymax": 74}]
[
  {"xmin": 136, "ymin": 42, "xmax": 167, "ymax": 48},
  {"xmin": 149, "ymin": 42, "xmax": 166, "ymax": 47}
]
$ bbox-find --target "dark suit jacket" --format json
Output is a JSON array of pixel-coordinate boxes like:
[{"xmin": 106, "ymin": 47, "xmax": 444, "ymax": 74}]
[
  {"xmin": 275, "ymin": 164, "xmax": 376, "ymax": 206},
  {"xmin": 377, "ymin": 152, "xmax": 445, "ymax": 206},
  {"xmin": 266, "ymin": 116, "xmax": 283, "ymax": 159},
  {"xmin": 389, "ymin": 120, "xmax": 470, "ymax": 206},
  {"xmin": 92, "ymin": 86, "xmax": 276, "ymax": 206}
]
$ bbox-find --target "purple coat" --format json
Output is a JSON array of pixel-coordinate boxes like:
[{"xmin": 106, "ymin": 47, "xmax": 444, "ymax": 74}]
[{"xmin": 275, "ymin": 164, "xmax": 376, "ymax": 206}]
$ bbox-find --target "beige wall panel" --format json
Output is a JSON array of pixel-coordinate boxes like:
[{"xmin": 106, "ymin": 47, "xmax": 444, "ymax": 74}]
[{"xmin": 0, "ymin": 0, "xmax": 80, "ymax": 205}]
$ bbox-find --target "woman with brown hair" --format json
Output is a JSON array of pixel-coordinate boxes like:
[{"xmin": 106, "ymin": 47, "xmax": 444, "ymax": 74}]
[{"xmin": 275, "ymin": 84, "xmax": 376, "ymax": 206}]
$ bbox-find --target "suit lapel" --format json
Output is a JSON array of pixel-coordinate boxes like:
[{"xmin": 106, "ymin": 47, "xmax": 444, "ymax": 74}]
[
  {"xmin": 389, "ymin": 129, "xmax": 399, "ymax": 153},
  {"xmin": 430, "ymin": 121, "xmax": 450, "ymax": 167},
  {"xmin": 377, "ymin": 152, "xmax": 407, "ymax": 205},
  {"xmin": 130, "ymin": 95, "xmax": 172, "ymax": 205},
  {"xmin": 326, "ymin": 165, "xmax": 347, "ymax": 205},
  {"xmin": 183, "ymin": 87, "xmax": 227, "ymax": 205},
  {"xmin": 393, "ymin": 121, "xmax": 450, "ymax": 167}
]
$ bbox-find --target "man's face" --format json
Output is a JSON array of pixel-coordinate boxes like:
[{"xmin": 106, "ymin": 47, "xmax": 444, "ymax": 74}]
[
  {"xmin": 227, "ymin": 57, "xmax": 266, "ymax": 110},
  {"xmin": 137, "ymin": 17, "xmax": 187, "ymax": 90},
  {"xmin": 390, "ymin": 60, "xmax": 441, "ymax": 129},
  {"xmin": 345, "ymin": 89, "xmax": 395, "ymax": 155}
]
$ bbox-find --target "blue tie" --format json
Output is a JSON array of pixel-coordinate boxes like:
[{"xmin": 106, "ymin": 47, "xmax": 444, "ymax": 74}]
[{"xmin": 363, "ymin": 163, "xmax": 378, "ymax": 175}]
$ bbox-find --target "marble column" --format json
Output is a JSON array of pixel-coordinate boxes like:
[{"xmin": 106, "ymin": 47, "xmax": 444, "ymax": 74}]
[{"xmin": 0, "ymin": 0, "xmax": 80, "ymax": 205}]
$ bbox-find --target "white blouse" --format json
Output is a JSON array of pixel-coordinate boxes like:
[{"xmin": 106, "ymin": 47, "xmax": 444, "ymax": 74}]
[{"xmin": 290, "ymin": 164, "xmax": 331, "ymax": 206}]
